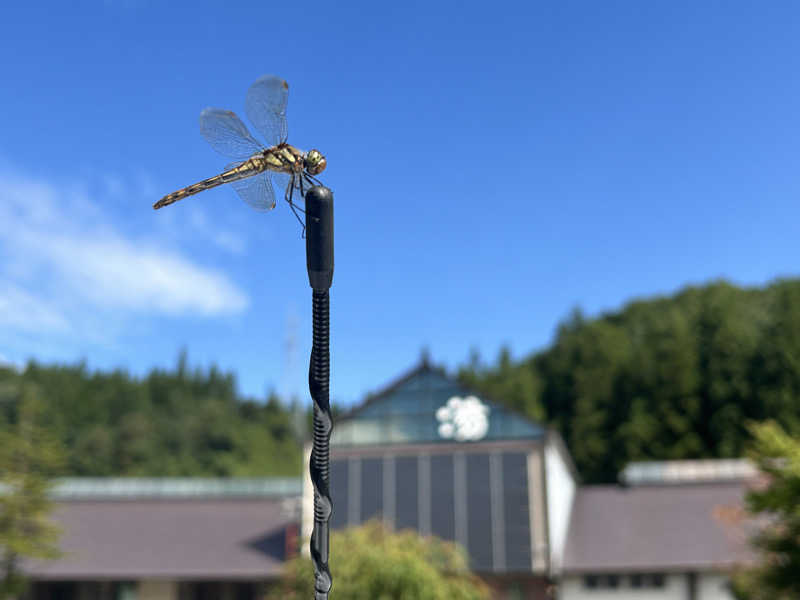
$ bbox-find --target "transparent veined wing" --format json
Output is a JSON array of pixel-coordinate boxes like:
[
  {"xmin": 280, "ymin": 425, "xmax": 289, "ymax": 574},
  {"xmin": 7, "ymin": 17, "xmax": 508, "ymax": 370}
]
[
  {"xmin": 245, "ymin": 75, "xmax": 289, "ymax": 146},
  {"xmin": 199, "ymin": 108, "xmax": 264, "ymax": 159},
  {"xmin": 271, "ymin": 171, "xmax": 291, "ymax": 201},
  {"xmin": 271, "ymin": 171, "xmax": 315, "ymax": 203},
  {"xmin": 225, "ymin": 163, "xmax": 276, "ymax": 211}
]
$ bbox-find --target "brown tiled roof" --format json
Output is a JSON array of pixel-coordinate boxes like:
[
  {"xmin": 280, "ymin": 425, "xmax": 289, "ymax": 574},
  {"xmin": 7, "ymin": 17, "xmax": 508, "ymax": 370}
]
[
  {"xmin": 562, "ymin": 482, "xmax": 757, "ymax": 574},
  {"xmin": 24, "ymin": 499, "xmax": 297, "ymax": 579}
]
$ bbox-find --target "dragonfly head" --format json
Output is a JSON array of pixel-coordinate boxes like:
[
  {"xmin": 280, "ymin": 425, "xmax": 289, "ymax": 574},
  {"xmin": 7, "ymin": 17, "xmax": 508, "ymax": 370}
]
[{"xmin": 305, "ymin": 149, "xmax": 327, "ymax": 176}]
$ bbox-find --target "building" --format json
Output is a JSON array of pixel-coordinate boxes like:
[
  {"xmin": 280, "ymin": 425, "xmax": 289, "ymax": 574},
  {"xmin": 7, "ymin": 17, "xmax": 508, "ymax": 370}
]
[
  {"xmin": 301, "ymin": 360, "xmax": 579, "ymax": 598},
  {"xmin": 559, "ymin": 460, "xmax": 758, "ymax": 600},
  {"xmin": 300, "ymin": 361, "xmax": 759, "ymax": 599},
  {"xmin": 20, "ymin": 361, "xmax": 759, "ymax": 599},
  {"xmin": 22, "ymin": 478, "xmax": 303, "ymax": 600}
]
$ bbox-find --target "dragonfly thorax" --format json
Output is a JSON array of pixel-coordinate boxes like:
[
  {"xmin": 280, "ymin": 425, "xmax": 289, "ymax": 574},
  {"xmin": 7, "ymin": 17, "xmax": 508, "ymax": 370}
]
[
  {"xmin": 257, "ymin": 144, "xmax": 302, "ymax": 174},
  {"xmin": 260, "ymin": 145, "xmax": 326, "ymax": 177}
]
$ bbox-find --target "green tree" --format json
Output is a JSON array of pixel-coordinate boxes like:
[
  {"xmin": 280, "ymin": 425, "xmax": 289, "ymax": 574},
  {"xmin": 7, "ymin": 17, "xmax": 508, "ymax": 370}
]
[
  {"xmin": 0, "ymin": 353, "xmax": 305, "ymax": 478},
  {"xmin": 731, "ymin": 421, "xmax": 800, "ymax": 600},
  {"xmin": 459, "ymin": 280, "xmax": 800, "ymax": 482},
  {"xmin": 458, "ymin": 346, "xmax": 544, "ymax": 423},
  {"xmin": 0, "ymin": 385, "xmax": 64, "ymax": 599},
  {"xmin": 267, "ymin": 520, "xmax": 489, "ymax": 600}
]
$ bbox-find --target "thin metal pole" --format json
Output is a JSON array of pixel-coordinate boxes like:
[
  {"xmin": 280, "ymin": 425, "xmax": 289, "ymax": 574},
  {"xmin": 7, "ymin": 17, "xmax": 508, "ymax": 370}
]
[{"xmin": 305, "ymin": 186, "xmax": 334, "ymax": 599}]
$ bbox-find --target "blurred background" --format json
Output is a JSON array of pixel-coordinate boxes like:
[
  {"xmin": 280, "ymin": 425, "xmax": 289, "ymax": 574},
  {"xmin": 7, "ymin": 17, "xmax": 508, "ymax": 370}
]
[{"xmin": 0, "ymin": 1, "xmax": 799, "ymax": 599}]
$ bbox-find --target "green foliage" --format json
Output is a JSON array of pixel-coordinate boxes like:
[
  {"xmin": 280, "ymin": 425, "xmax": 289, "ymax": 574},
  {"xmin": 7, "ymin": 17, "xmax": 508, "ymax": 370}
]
[
  {"xmin": 0, "ymin": 384, "xmax": 64, "ymax": 599},
  {"xmin": 0, "ymin": 355, "xmax": 304, "ymax": 478},
  {"xmin": 459, "ymin": 346, "xmax": 544, "ymax": 423},
  {"xmin": 460, "ymin": 279, "xmax": 800, "ymax": 482},
  {"xmin": 266, "ymin": 521, "xmax": 489, "ymax": 600},
  {"xmin": 731, "ymin": 421, "xmax": 800, "ymax": 600}
]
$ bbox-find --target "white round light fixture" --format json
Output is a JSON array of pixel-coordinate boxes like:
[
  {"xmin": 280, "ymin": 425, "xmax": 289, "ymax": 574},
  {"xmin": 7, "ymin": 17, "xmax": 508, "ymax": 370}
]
[{"xmin": 436, "ymin": 395, "xmax": 490, "ymax": 441}]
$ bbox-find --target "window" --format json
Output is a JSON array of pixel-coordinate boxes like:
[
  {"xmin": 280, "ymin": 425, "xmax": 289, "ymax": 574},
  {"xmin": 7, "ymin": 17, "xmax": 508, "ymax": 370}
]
[
  {"xmin": 179, "ymin": 582, "xmax": 257, "ymax": 600},
  {"xmin": 29, "ymin": 582, "xmax": 135, "ymax": 600},
  {"xmin": 116, "ymin": 583, "xmax": 137, "ymax": 600},
  {"xmin": 582, "ymin": 574, "xmax": 621, "ymax": 589},
  {"xmin": 630, "ymin": 573, "xmax": 665, "ymax": 589},
  {"xmin": 233, "ymin": 583, "xmax": 258, "ymax": 600},
  {"xmin": 31, "ymin": 582, "xmax": 78, "ymax": 600}
]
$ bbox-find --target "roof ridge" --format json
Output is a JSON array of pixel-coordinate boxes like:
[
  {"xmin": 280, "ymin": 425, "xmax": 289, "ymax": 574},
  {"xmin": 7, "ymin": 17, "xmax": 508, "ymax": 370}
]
[{"xmin": 23, "ymin": 477, "xmax": 305, "ymax": 500}]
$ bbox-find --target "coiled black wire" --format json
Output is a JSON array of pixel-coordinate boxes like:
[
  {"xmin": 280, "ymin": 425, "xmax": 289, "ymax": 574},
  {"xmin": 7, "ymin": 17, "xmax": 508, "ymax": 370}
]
[{"xmin": 309, "ymin": 289, "xmax": 332, "ymax": 599}]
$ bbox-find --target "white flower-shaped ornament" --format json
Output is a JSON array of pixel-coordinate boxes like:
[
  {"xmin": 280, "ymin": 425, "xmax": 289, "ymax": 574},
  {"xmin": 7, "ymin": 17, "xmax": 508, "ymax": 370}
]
[{"xmin": 436, "ymin": 395, "xmax": 490, "ymax": 441}]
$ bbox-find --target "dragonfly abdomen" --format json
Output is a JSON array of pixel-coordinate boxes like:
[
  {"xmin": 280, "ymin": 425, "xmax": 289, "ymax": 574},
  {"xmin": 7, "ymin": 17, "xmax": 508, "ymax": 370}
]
[{"xmin": 153, "ymin": 159, "xmax": 264, "ymax": 209}]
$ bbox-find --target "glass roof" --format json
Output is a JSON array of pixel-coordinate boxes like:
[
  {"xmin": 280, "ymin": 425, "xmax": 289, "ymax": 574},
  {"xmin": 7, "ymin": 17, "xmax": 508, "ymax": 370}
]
[{"xmin": 331, "ymin": 366, "xmax": 544, "ymax": 447}]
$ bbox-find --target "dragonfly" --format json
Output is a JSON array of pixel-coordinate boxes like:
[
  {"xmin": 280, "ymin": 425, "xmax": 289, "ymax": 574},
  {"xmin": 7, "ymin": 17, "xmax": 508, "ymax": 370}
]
[{"xmin": 153, "ymin": 75, "xmax": 326, "ymax": 225}]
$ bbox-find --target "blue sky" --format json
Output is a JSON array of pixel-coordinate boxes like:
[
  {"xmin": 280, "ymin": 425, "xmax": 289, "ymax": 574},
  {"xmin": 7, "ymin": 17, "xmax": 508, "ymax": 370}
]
[{"xmin": 0, "ymin": 1, "xmax": 798, "ymax": 406}]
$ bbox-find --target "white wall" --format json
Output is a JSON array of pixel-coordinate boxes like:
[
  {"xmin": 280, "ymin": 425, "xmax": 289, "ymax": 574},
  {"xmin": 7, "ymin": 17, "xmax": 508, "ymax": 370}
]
[
  {"xmin": 698, "ymin": 573, "xmax": 735, "ymax": 600},
  {"xmin": 559, "ymin": 574, "xmax": 685, "ymax": 600},
  {"xmin": 544, "ymin": 434, "xmax": 576, "ymax": 572},
  {"xmin": 559, "ymin": 573, "xmax": 736, "ymax": 600}
]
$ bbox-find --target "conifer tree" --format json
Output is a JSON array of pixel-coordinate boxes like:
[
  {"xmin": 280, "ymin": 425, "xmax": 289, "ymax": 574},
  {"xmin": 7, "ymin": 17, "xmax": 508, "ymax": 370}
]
[
  {"xmin": 0, "ymin": 385, "xmax": 63, "ymax": 599},
  {"xmin": 732, "ymin": 421, "xmax": 800, "ymax": 599}
]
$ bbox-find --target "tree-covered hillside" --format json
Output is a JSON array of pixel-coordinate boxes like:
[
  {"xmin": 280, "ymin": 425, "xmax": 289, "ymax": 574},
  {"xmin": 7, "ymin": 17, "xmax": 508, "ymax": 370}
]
[
  {"xmin": 460, "ymin": 279, "xmax": 800, "ymax": 483},
  {"xmin": 0, "ymin": 352, "xmax": 303, "ymax": 477},
  {"xmin": 4, "ymin": 279, "xmax": 800, "ymax": 482}
]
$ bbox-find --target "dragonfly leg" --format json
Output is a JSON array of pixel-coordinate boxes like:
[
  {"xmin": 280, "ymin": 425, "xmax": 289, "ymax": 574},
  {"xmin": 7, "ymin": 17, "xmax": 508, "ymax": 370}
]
[
  {"xmin": 292, "ymin": 180, "xmax": 307, "ymax": 214},
  {"xmin": 304, "ymin": 172, "xmax": 323, "ymax": 188},
  {"xmin": 285, "ymin": 173, "xmax": 306, "ymax": 235},
  {"xmin": 299, "ymin": 172, "xmax": 310, "ymax": 198}
]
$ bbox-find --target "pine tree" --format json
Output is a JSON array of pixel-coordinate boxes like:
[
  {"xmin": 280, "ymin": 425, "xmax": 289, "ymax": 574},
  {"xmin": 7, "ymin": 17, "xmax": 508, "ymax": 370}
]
[
  {"xmin": 731, "ymin": 421, "xmax": 800, "ymax": 599},
  {"xmin": 0, "ymin": 384, "xmax": 64, "ymax": 599}
]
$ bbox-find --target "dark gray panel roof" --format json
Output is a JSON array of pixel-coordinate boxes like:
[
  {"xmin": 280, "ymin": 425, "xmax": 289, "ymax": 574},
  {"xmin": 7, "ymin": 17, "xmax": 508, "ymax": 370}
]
[
  {"xmin": 24, "ymin": 499, "xmax": 296, "ymax": 579},
  {"xmin": 562, "ymin": 482, "xmax": 756, "ymax": 573}
]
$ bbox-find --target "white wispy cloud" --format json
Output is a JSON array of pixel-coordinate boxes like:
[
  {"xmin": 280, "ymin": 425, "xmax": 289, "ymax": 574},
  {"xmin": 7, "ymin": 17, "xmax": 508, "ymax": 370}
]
[
  {"xmin": 0, "ymin": 282, "xmax": 70, "ymax": 334},
  {"xmin": 187, "ymin": 207, "xmax": 247, "ymax": 255},
  {"xmin": 0, "ymin": 169, "xmax": 249, "ymax": 337}
]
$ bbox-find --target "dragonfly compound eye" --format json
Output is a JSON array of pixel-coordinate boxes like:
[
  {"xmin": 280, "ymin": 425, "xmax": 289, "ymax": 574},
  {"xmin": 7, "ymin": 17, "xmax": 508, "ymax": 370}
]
[{"xmin": 306, "ymin": 149, "xmax": 327, "ymax": 175}]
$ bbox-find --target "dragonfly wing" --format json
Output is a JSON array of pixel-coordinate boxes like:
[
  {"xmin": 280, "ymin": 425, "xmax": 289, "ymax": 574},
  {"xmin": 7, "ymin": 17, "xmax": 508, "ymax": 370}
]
[
  {"xmin": 270, "ymin": 171, "xmax": 313, "ymax": 203},
  {"xmin": 226, "ymin": 167, "xmax": 276, "ymax": 211},
  {"xmin": 245, "ymin": 75, "xmax": 289, "ymax": 146},
  {"xmin": 199, "ymin": 108, "xmax": 264, "ymax": 159},
  {"xmin": 271, "ymin": 171, "xmax": 291, "ymax": 201}
]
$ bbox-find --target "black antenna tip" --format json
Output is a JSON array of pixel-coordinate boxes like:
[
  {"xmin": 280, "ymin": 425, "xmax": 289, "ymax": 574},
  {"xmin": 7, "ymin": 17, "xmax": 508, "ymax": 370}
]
[
  {"xmin": 305, "ymin": 186, "xmax": 334, "ymax": 292},
  {"xmin": 306, "ymin": 185, "xmax": 333, "ymax": 206}
]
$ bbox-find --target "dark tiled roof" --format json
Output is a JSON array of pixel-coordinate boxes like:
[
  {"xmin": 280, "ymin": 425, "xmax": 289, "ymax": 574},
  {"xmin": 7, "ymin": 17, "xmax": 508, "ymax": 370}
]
[
  {"xmin": 562, "ymin": 482, "xmax": 756, "ymax": 573},
  {"xmin": 24, "ymin": 498, "xmax": 298, "ymax": 579}
]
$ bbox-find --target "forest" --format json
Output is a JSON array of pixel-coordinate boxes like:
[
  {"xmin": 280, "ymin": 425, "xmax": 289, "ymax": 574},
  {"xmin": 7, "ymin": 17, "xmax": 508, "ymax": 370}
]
[
  {"xmin": 1, "ymin": 278, "xmax": 799, "ymax": 483},
  {"xmin": 0, "ymin": 352, "xmax": 304, "ymax": 477},
  {"xmin": 461, "ymin": 278, "xmax": 800, "ymax": 482}
]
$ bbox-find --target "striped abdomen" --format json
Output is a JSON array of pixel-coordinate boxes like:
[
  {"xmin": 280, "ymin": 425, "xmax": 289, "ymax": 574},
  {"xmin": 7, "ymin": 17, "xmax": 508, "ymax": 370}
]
[{"xmin": 153, "ymin": 159, "xmax": 264, "ymax": 209}]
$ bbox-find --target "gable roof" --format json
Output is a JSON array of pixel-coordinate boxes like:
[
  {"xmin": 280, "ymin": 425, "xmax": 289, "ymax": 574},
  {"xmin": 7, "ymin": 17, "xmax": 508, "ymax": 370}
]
[
  {"xmin": 24, "ymin": 497, "xmax": 296, "ymax": 579},
  {"xmin": 331, "ymin": 360, "xmax": 544, "ymax": 447},
  {"xmin": 562, "ymin": 481, "xmax": 757, "ymax": 574}
]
